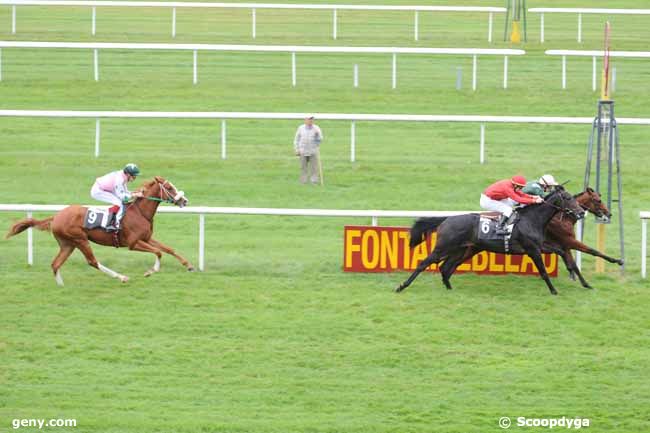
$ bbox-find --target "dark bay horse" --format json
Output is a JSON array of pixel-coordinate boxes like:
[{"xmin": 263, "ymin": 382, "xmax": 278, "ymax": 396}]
[
  {"xmin": 544, "ymin": 187, "xmax": 623, "ymax": 288},
  {"xmin": 6, "ymin": 176, "xmax": 194, "ymax": 286},
  {"xmin": 396, "ymin": 186, "xmax": 584, "ymax": 295}
]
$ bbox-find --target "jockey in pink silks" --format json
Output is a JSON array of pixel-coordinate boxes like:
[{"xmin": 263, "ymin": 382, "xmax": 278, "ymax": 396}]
[{"xmin": 90, "ymin": 163, "xmax": 143, "ymax": 231}]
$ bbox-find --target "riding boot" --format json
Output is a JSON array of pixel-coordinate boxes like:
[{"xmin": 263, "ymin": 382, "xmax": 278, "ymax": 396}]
[
  {"xmin": 495, "ymin": 214, "xmax": 509, "ymax": 234},
  {"xmin": 105, "ymin": 213, "xmax": 118, "ymax": 232}
]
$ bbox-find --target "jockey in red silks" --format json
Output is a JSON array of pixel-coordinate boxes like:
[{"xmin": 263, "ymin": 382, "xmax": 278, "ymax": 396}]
[
  {"xmin": 90, "ymin": 163, "xmax": 143, "ymax": 231},
  {"xmin": 480, "ymin": 175, "xmax": 543, "ymax": 233}
]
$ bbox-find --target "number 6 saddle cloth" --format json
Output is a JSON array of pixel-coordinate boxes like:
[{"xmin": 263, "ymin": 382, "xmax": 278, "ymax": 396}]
[
  {"xmin": 477, "ymin": 215, "xmax": 515, "ymax": 253},
  {"xmin": 83, "ymin": 207, "xmax": 112, "ymax": 231}
]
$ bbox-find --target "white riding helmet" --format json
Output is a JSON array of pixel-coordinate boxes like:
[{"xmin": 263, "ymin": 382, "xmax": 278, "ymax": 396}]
[{"xmin": 539, "ymin": 174, "xmax": 558, "ymax": 187}]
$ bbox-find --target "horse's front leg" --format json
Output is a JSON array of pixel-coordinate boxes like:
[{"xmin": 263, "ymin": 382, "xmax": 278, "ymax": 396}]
[
  {"xmin": 545, "ymin": 243, "xmax": 592, "ymax": 289},
  {"xmin": 564, "ymin": 237, "xmax": 624, "ymax": 266},
  {"xmin": 524, "ymin": 244, "xmax": 559, "ymax": 295},
  {"xmin": 130, "ymin": 240, "xmax": 163, "ymax": 277},
  {"xmin": 147, "ymin": 237, "xmax": 195, "ymax": 272}
]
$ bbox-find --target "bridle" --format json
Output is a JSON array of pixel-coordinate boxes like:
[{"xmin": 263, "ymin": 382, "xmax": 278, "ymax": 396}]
[
  {"xmin": 576, "ymin": 191, "xmax": 608, "ymax": 219},
  {"xmin": 541, "ymin": 190, "xmax": 584, "ymax": 220},
  {"xmin": 143, "ymin": 180, "xmax": 185, "ymax": 204}
]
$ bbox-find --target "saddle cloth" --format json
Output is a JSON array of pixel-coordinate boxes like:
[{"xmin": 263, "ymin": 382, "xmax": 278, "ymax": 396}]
[
  {"xmin": 477, "ymin": 216, "xmax": 513, "ymax": 252},
  {"xmin": 83, "ymin": 207, "xmax": 112, "ymax": 230}
]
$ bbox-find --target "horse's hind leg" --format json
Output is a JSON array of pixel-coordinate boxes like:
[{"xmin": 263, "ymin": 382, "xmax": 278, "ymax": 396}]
[
  {"xmin": 76, "ymin": 240, "xmax": 129, "ymax": 283},
  {"xmin": 51, "ymin": 238, "xmax": 75, "ymax": 287},
  {"xmin": 147, "ymin": 238, "xmax": 195, "ymax": 272},
  {"xmin": 395, "ymin": 251, "xmax": 442, "ymax": 293},
  {"xmin": 440, "ymin": 247, "xmax": 474, "ymax": 290},
  {"xmin": 129, "ymin": 240, "xmax": 163, "ymax": 277}
]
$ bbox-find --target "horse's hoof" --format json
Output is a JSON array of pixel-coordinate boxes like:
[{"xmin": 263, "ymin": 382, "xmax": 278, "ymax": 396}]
[
  {"xmin": 187, "ymin": 266, "xmax": 196, "ymax": 272},
  {"xmin": 584, "ymin": 285, "xmax": 594, "ymax": 290},
  {"xmin": 395, "ymin": 286, "xmax": 403, "ymax": 293},
  {"xmin": 568, "ymin": 272, "xmax": 577, "ymax": 281},
  {"xmin": 550, "ymin": 290, "xmax": 558, "ymax": 295},
  {"xmin": 119, "ymin": 275, "xmax": 129, "ymax": 283},
  {"xmin": 618, "ymin": 259, "xmax": 625, "ymax": 266},
  {"xmin": 144, "ymin": 270, "xmax": 153, "ymax": 277}
]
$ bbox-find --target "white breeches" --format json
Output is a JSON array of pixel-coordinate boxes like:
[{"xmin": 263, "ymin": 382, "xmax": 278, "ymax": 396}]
[
  {"xmin": 480, "ymin": 194, "xmax": 516, "ymax": 217},
  {"xmin": 91, "ymin": 183, "xmax": 124, "ymax": 220}
]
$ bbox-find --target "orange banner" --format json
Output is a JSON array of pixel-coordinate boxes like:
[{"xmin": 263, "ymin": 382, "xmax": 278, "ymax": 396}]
[{"xmin": 343, "ymin": 225, "xmax": 557, "ymax": 277}]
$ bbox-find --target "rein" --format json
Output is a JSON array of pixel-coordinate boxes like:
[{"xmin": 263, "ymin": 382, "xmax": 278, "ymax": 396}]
[{"xmin": 541, "ymin": 194, "xmax": 582, "ymax": 220}]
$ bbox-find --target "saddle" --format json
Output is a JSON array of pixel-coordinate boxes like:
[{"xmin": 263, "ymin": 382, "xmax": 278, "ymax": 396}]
[
  {"xmin": 83, "ymin": 206, "xmax": 121, "ymax": 247},
  {"xmin": 478, "ymin": 215, "xmax": 517, "ymax": 252}
]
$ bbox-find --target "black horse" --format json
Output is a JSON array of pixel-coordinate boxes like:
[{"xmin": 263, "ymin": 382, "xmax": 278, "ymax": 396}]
[{"xmin": 395, "ymin": 186, "xmax": 585, "ymax": 295}]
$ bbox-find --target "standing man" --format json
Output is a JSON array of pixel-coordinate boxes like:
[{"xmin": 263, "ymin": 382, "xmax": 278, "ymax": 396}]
[{"xmin": 294, "ymin": 115, "xmax": 323, "ymax": 184}]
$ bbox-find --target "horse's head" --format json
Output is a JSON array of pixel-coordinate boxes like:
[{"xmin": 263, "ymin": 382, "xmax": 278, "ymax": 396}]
[
  {"xmin": 544, "ymin": 185, "xmax": 585, "ymax": 220},
  {"xmin": 142, "ymin": 176, "xmax": 188, "ymax": 208},
  {"xmin": 576, "ymin": 187, "xmax": 610, "ymax": 222}
]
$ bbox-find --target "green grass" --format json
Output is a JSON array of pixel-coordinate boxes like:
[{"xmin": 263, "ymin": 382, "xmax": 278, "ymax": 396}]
[{"xmin": 1, "ymin": 1, "xmax": 650, "ymax": 432}]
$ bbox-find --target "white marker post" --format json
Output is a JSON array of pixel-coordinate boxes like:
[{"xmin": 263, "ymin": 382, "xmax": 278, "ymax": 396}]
[
  {"xmin": 392, "ymin": 53, "xmax": 397, "ymax": 89},
  {"xmin": 332, "ymin": 9, "xmax": 337, "ymax": 40},
  {"xmin": 503, "ymin": 56, "xmax": 508, "ymax": 89},
  {"xmin": 93, "ymin": 49, "xmax": 99, "ymax": 81},
  {"xmin": 291, "ymin": 52, "xmax": 296, "ymax": 87},
  {"xmin": 562, "ymin": 55, "xmax": 567, "ymax": 89},
  {"xmin": 91, "ymin": 6, "xmax": 96, "ymax": 35},
  {"xmin": 414, "ymin": 11, "xmax": 419, "ymax": 41},
  {"xmin": 221, "ymin": 119, "xmax": 226, "ymax": 159},
  {"xmin": 193, "ymin": 50, "xmax": 197, "ymax": 84},
  {"xmin": 172, "ymin": 7, "xmax": 176, "ymax": 38},
  {"xmin": 95, "ymin": 118, "xmax": 100, "ymax": 157},
  {"xmin": 12, "ymin": 5, "xmax": 16, "ymax": 34},
  {"xmin": 350, "ymin": 121, "xmax": 356, "ymax": 162},
  {"xmin": 472, "ymin": 55, "xmax": 477, "ymax": 91},
  {"xmin": 488, "ymin": 12, "xmax": 493, "ymax": 43},
  {"xmin": 353, "ymin": 64, "xmax": 358, "ymax": 88},
  {"xmin": 252, "ymin": 8, "xmax": 256, "ymax": 39}
]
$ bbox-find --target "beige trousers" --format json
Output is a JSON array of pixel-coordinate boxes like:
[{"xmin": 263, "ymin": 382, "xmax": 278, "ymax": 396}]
[{"xmin": 299, "ymin": 153, "xmax": 320, "ymax": 184}]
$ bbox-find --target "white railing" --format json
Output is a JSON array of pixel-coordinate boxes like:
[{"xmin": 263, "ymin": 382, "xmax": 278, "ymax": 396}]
[
  {"xmin": 642, "ymin": 211, "xmax": 650, "ymax": 278},
  {"xmin": 3, "ymin": 109, "xmax": 650, "ymax": 164},
  {"xmin": 0, "ymin": 204, "xmax": 473, "ymax": 272},
  {"xmin": 1, "ymin": 1, "xmax": 506, "ymax": 42},
  {"xmin": 545, "ymin": 49, "xmax": 650, "ymax": 90},
  {"xmin": 529, "ymin": 8, "xmax": 650, "ymax": 43},
  {"xmin": 0, "ymin": 41, "xmax": 524, "ymax": 90}
]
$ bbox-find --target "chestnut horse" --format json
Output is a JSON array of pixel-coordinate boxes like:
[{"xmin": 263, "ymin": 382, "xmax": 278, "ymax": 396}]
[
  {"xmin": 545, "ymin": 187, "xmax": 624, "ymax": 289},
  {"xmin": 6, "ymin": 176, "xmax": 194, "ymax": 286}
]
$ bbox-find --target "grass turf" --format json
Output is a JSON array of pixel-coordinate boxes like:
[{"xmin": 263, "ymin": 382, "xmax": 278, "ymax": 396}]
[{"xmin": 1, "ymin": 1, "xmax": 649, "ymax": 432}]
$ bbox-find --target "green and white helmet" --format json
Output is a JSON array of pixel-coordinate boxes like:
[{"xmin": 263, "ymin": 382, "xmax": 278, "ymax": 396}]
[{"xmin": 123, "ymin": 163, "xmax": 140, "ymax": 177}]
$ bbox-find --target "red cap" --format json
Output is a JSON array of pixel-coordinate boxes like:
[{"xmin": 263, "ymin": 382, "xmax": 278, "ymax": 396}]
[{"xmin": 511, "ymin": 175, "xmax": 527, "ymax": 186}]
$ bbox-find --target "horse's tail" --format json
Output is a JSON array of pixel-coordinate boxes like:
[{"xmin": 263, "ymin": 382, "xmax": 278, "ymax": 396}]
[
  {"xmin": 5, "ymin": 216, "xmax": 54, "ymax": 239},
  {"xmin": 409, "ymin": 217, "xmax": 448, "ymax": 248}
]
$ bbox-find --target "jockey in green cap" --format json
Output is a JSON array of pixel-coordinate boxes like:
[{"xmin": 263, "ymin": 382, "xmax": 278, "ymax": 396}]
[{"xmin": 522, "ymin": 174, "xmax": 559, "ymax": 197}]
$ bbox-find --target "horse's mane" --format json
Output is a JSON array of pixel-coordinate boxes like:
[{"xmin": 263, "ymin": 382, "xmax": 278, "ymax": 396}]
[{"xmin": 517, "ymin": 187, "xmax": 564, "ymax": 216}]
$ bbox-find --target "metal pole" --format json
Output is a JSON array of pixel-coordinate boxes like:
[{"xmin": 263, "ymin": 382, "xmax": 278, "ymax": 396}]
[
  {"xmin": 577, "ymin": 13, "xmax": 582, "ymax": 43},
  {"xmin": 350, "ymin": 121, "xmax": 356, "ymax": 162},
  {"xmin": 562, "ymin": 55, "xmax": 566, "ymax": 89},
  {"xmin": 193, "ymin": 50, "xmax": 197, "ymax": 84},
  {"xmin": 592, "ymin": 56, "xmax": 596, "ymax": 92},
  {"xmin": 221, "ymin": 119, "xmax": 226, "ymax": 159},
  {"xmin": 612, "ymin": 67, "xmax": 617, "ymax": 93},
  {"xmin": 332, "ymin": 9, "xmax": 337, "ymax": 40},
  {"xmin": 91, "ymin": 6, "xmax": 96, "ymax": 35},
  {"xmin": 614, "ymin": 121, "xmax": 625, "ymax": 273},
  {"xmin": 392, "ymin": 53, "xmax": 397, "ymax": 89},
  {"xmin": 642, "ymin": 219, "xmax": 647, "ymax": 278},
  {"xmin": 472, "ymin": 55, "xmax": 477, "ymax": 91},
  {"xmin": 12, "ymin": 5, "xmax": 16, "ymax": 34},
  {"xmin": 291, "ymin": 52, "xmax": 296, "ymax": 87},
  {"xmin": 488, "ymin": 12, "xmax": 493, "ymax": 43},
  {"xmin": 199, "ymin": 213, "xmax": 205, "ymax": 271},
  {"xmin": 540, "ymin": 12, "xmax": 544, "ymax": 43},
  {"xmin": 479, "ymin": 123, "xmax": 485, "ymax": 164},
  {"xmin": 93, "ymin": 48, "xmax": 98, "ymax": 81},
  {"xmin": 95, "ymin": 118, "xmax": 100, "ymax": 157},
  {"xmin": 172, "ymin": 7, "xmax": 176, "ymax": 38},
  {"xmin": 353, "ymin": 64, "xmax": 358, "ymax": 88},
  {"xmin": 414, "ymin": 11, "xmax": 419, "ymax": 41},
  {"xmin": 503, "ymin": 56, "xmax": 508, "ymax": 89},
  {"xmin": 252, "ymin": 8, "xmax": 256, "ymax": 39},
  {"xmin": 27, "ymin": 211, "xmax": 33, "ymax": 266}
]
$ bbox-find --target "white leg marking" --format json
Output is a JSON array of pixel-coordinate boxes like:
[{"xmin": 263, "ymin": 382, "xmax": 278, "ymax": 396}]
[
  {"xmin": 154, "ymin": 257, "xmax": 160, "ymax": 271},
  {"xmin": 55, "ymin": 270, "xmax": 64, "ymax": 287},
  {"xmin": 98, "ymin": 262, "xmax": 129, "ymax": 283}
]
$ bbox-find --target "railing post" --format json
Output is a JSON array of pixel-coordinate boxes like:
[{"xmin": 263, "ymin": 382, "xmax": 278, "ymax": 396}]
[
  {"xmin": 291, "ymin": 52, "xmax": 296, "ymax": 87},
  {"xmin": 221, "ymin": 119, "xmax": 226, "ymax": 159},
  {"xmin": 91, "ymin": 6, "xmax": 96, "ymax": 35},
  {"xmin": 199, "ymin": 213, "xmax": 205, "ymax": 272},
  {"xmin": 561, "ymin": 56, "xmax": 567, "ymax": 89},
  {"xmin": 479, "ymin": 123, "xmax": 485, "ymax": 164},
  {"xmin": 12, "ymin": 5, "xmax": 16, "ymax": 34},
  {"xmin": 27, "ymin": 211, "xmax": 33, "ymax": 266},
  {"xmin": 252, "ymin": 8, "xmax": 256, "ymax": 39},
  {"xmin": 503, "ymin": 55, "xmax": 508, "ymax": 89},
  {"xmin": 193, "ymin": 50, "xmax": 197, "ymax": 84},
  {"xmin": 172, "ymin": 7, "xmax": 176, "ymax": 38},
  {"xmin": 592, "ymin": 56, "xmax": 596, "ymax": 92},
  {"xmin": 414, "ymin": 11, "xmax": 419, "ymax": 41},
  {"xmin": 95, "ymin": 118, "xmax": 100, "ymax": 157},
  {"xmin": 332, "ymin": 9, "xmax": 337, "ymax": 40},
  {"xmin": 353, "ymin": 64, "xmax": 358, "ymax": 88},
  {"xmin": 540, "ymin": 12, "xmax": 544, "ymax": 43},
  {"xmin": 93, "ymin": 48, "xmax": 99, "ymax": 81},
  {"xmin": 350, "ymin": 121, "xmax": 356, "ymax": 162},
  {"xmin": 488, "ymin": 12, "xmax": 493, "ymax": 43},
  {"xmin": 577, "ymin": 13, "xmax": 582, "ymax": 43},
  {"xmin": 392, "ymin": 53, "xmax": 397, "ymax": 89},
  {"xmin": 642, "ymin": 219, "xmax": 647, "ymax": 278},
  {"xmin": 371, "ymin": 216, "xmax": 378, "ymax": 226},
  {"xmin": 472, "ymin": 54, "xmax": 477, "ymax": 91}
]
